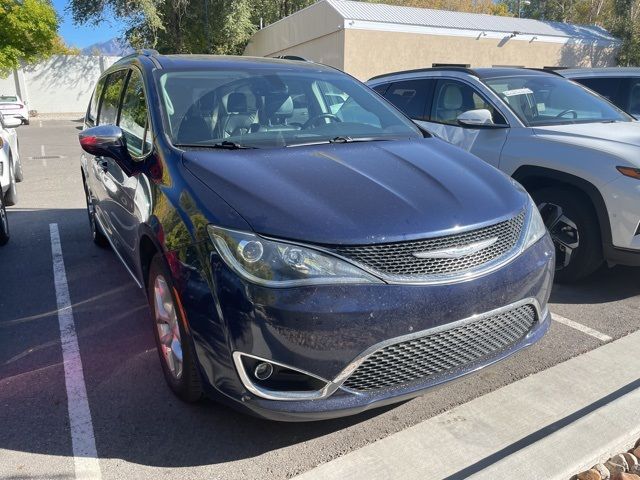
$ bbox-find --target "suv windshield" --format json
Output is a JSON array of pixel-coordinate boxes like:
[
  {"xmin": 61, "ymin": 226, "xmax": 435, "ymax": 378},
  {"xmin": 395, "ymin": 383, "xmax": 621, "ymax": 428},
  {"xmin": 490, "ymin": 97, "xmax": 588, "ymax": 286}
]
[
  {"xmin": 483, "ymin": 75, "xmax": 631, "ymax": 126},
  {"xmin": 157, "ymin": 68, "xmax": 422, "ymax": 148}
]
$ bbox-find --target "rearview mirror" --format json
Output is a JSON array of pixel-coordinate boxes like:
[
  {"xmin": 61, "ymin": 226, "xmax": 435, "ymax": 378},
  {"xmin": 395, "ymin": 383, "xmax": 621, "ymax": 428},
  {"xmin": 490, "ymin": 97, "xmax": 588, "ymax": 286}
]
[
  {"xmin": 3, "ymin": 117, "xmax": 22, "ymax": 128},
  {"xmin": 457, "ymin": 109, "xmax": 507, "ymax": 129},
  {"xmin": 79, "ymin": 125, "xmax": 139, "ymax": 176}
]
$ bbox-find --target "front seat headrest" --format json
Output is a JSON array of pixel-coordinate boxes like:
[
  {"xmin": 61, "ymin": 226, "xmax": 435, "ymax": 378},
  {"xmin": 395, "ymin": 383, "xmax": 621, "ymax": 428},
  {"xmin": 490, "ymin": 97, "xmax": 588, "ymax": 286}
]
[
  {"xmin": 265, "ymin": 93, "xmax": 294, "ymax": 118},
  {"xmin": 442, "ymin": 85, "xmax": 463, "ymax": 110},
  {"xmin": 227, "ymin": 92, "xmax": 248, "ymax": 114}
]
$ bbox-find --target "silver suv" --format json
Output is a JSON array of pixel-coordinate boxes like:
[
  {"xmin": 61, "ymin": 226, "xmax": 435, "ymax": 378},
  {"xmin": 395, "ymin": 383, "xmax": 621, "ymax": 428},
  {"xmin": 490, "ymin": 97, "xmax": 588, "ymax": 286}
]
[{"xmin": 368, "ymin": 67, "xmax": 640, "ymax": 282}]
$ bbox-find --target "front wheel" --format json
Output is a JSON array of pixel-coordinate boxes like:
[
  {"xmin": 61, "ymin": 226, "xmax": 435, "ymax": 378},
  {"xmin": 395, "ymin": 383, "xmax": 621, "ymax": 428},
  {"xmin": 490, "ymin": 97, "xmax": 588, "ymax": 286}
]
[
  {"xmin": 0, "ymin": 194, "xmax": 9, "ymax": 246},
  {"xmin": 3, "ymin": 160, "xmax": 17, "ymax": 206},
  {"xmin": 532, "ymin": 187, "xmax": 603, "ymax": 283},
  {"xmin": 14, "ymin": 157, "xmax": 23, "ymax": 183},
  {"xmin": 147, "ymin": 254, "xmax": 203, "ymax": 402}
]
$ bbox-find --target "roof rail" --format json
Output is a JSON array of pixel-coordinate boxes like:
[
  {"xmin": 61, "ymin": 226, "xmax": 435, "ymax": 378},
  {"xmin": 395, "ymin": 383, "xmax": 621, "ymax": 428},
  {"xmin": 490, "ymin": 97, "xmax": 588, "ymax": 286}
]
[
  {"xmin": 368, "ymin": 66, "xmax": 479, "ymax": 82},
  {"xmin": 272, "ymin": 55, "xmax": 311, "ymax": 62},
  {"xmin": 138, "ymin": 49, "xmax": 159, "ymax": 57},
  {"xmin": 524, "ymin": 67, "xmax": 563, "ymax": 76}
]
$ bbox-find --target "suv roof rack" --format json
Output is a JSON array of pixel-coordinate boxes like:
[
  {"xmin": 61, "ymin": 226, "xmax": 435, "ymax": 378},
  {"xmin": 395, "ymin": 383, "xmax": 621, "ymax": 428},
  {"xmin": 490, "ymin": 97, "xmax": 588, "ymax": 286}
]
[
  {"xmin": 525, "ymin": 67, "xmax": 562, "ymax": 77},
  {"xmin": 272, "ymin": 55, "xmax": 311, "ymax": 62},
  {"xmin": 368, "ymin": 66, "xmax": 479, "ymax": 82}
]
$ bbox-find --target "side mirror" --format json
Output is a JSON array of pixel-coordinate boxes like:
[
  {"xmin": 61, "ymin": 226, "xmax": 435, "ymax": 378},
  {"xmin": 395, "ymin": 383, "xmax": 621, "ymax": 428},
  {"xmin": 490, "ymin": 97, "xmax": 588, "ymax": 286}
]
[
  {"xmin": 457, "ymin": 109, "xmax": 507, "ymax": 129},
  {"xmin": 79, "ymin": 125, "xmax": 139, "ymax": 176},
  {"xmin": 4, "ymin": 117, "xmax": 22, "ymax": 128}
]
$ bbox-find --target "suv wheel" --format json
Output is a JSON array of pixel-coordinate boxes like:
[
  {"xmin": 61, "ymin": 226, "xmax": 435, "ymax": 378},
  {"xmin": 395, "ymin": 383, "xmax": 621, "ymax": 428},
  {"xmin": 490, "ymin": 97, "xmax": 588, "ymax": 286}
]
[
  {"xmin": 0, "ymin": 194, "xmax": 9, "ymax": 246},
  {"xmin": 147, "ymin": 254, "xmax": 203, "ymax": 402},
  {"xmin": 4, "ymin": 160, "xmax": 17, "ymax": 206},
  {"xmin": 14, "ymin": 156, "xmax": 23, "ymax": 183},
  {"xmin": 532, "ymin": 187, "xmax": 602, "ymax": 283}
]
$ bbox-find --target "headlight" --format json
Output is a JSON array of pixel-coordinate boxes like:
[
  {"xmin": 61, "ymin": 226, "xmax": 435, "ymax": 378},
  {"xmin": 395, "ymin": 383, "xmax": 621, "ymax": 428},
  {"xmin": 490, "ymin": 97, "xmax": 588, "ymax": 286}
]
[
  {"xmin": 523, "ymin": 196, "xmax": 547, "ymax": 250},
  {"xmin": 207, "ymin": 226, "xmax": 381, "ymax": 287}
]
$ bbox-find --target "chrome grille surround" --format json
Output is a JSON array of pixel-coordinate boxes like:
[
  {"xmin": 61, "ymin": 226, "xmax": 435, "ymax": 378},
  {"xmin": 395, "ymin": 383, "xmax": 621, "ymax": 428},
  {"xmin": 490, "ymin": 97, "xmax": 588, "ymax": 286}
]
[
  {"xmin": 341, "ymin": 301, "xmax": 539, "ymax": 392},
  {"xmin": 332, "ymin": 209, "xmax": 526, "ymax": 284}
]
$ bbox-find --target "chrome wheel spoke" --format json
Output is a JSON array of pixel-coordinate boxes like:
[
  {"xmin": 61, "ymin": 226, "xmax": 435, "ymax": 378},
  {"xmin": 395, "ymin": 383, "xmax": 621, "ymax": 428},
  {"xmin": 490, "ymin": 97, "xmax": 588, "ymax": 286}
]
[{"xmin": 154, "ymin": 275, "xmax": 183, "ymax": 380}]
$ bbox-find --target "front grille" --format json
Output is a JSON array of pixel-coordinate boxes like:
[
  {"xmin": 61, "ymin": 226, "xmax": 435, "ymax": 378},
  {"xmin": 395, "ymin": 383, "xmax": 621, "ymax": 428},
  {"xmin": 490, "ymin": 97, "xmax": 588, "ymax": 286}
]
[
  {"xmin": 342, "ymin": 303, "xmax": 537, "ymax": 392},
  {"xmin": 333, "ymin": 210, "xmax": 526, "ymax": 280}
]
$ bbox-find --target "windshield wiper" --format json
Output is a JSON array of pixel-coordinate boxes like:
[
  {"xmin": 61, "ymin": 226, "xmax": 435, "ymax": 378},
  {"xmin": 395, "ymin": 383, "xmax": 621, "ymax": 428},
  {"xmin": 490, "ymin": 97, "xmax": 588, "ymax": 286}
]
[
  {"xmin": 211, "ymin": 141, "xmax": 257, "ymax": 149},
  {"xmin": 287, "ymin": 136, "xmax": 393, "ymax": 147}
]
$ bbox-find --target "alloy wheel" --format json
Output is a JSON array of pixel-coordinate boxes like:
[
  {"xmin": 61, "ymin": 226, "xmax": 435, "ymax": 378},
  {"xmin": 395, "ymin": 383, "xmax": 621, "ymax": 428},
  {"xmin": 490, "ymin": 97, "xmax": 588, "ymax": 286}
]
[
  {"xmin": 154, "ymin": 275, "xmax": 183, "ymax": 380},
  {"xmin": 538, "ymin": 202, "xmax": 580, "ymax": 270}
]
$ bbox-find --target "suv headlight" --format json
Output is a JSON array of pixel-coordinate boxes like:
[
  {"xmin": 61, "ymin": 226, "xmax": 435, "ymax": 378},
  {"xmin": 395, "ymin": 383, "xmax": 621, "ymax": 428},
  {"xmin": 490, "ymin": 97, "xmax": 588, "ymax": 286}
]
[
  {"xmin": 207, "ymin": 226, "xmax": 381, "ymax": 287},
  {"xmin": 523, "ymin": 196, "xmax": 547, "ymax": 251}
]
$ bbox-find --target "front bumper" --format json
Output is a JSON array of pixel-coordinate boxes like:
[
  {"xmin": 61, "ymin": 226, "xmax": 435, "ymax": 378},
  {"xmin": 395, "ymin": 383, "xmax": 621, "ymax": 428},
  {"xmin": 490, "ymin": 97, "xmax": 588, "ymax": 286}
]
[{"xmin": 183, "ymin": 234, "xmax": 554, "ymax": 421}]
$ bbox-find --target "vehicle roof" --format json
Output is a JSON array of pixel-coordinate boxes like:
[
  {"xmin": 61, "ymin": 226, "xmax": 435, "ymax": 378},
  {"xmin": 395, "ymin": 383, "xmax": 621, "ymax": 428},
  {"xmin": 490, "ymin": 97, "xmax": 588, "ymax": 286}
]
[
  {"xmin": 557, "ymin": 67, "xmax": 640, "ymax": 78},
  {"xmin": 368, "ymin": 66, "xmax": 558, "ymax": 82},
  {"xmin": 113, "ymin": 52, "xmax": 339, "ymax": 74}
]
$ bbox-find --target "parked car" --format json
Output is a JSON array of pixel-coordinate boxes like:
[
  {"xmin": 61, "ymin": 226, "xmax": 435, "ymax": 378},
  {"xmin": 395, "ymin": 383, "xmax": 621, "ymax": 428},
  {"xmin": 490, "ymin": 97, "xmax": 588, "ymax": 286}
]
[
  {"xmin": 0, "ymin": 186, "xmax": 8, "ymax": 246},
  {"xmin": 0, "ymin": 111, "xmax": 22, "ymax": 206},
  {"xmin": 368, "ymin": 67, "xmax": 640, "ymax": 282},
  {"xmin": 78, "ymin": 52, "xmax": 553, "ymax": 421},
  {"xmin": 0, "ymin": 95, "xmax": 30, "ymax": 125},
  {"xmin": 556, "ymin": 68, "xmax": 640, "ymax": 119}
]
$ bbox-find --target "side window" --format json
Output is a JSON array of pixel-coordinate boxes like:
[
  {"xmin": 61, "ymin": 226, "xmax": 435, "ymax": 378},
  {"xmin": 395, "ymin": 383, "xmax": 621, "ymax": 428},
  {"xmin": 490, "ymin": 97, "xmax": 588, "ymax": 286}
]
[
  {"xmin": 119, "ymin": 69, "xmax": 151, "ymax": 157},
  {"xmin": 431, "ymin": 80, "xmax": 506, "ymax": 126},
  {"xmin": 578, "ymin": 77, "xmax": 622, "ymax": 105},
  {"xmin": 87, "ymin": 76, "xmax": 106, "ymax": 127},
  {"xmin": 98, "ymin": 69, "xmax": 128, "ymax": 126},
  {"xmin": 627, "ymin": 80, "xmax": 640, "ymax": 117},
  {"xmin": 372, "ymin": 83, "xmax": 390, "ymax": 96},
  {"xmin": 382, "ymin": 79, "xmax": 433, "ymax": 121}
]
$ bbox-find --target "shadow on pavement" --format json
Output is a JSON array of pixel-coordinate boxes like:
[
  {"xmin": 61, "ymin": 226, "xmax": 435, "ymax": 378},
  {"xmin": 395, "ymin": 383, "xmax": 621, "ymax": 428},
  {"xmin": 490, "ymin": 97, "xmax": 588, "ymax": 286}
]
[
  {"xmin": 550, "ymin": 265, "xmax": 640, "ymax": 305},
  {"xmin": 0, "ymin": 207, "xmax": 397, "ymax": 468}
]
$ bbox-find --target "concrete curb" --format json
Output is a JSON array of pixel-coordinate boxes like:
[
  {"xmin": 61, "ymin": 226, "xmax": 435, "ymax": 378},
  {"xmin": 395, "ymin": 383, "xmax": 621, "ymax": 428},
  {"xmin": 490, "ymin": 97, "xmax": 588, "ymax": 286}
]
[{"xmin": 293, "ymin": 329, "xmax": 640, "ymax": 480}]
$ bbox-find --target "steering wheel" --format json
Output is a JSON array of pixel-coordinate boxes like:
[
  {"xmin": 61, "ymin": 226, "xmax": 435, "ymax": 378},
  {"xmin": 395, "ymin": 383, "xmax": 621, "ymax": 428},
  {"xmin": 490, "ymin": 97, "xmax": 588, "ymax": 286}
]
[
  {"xmin": 303, "ymin": 113, "xmax": 342, "ymax": 129},
  {"xmin": 555, "ymin": 109, "xmax": 578, "ymax": 119}
]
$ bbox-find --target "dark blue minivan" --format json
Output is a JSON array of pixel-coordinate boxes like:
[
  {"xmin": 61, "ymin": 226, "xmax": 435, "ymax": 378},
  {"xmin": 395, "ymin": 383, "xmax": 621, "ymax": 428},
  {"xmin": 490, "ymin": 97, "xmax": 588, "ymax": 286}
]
[{"xmin": 78, "ymin": 52, "xmax": 554, "ymax": 421}]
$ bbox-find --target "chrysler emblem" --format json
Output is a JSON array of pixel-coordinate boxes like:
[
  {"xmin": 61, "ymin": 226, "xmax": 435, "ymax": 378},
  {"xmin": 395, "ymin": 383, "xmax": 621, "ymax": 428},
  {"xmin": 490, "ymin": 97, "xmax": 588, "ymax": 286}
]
[{"xmin": 413, "ymin": 237, "xmax": 499, "ymax": 259}]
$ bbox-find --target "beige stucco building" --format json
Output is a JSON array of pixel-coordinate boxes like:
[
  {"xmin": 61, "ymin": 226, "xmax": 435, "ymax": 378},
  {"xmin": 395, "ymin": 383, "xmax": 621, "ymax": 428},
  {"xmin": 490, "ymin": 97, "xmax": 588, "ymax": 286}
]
[{"xmin": 244, "ymin": 0, "xmax": 620, "ymax": 81}]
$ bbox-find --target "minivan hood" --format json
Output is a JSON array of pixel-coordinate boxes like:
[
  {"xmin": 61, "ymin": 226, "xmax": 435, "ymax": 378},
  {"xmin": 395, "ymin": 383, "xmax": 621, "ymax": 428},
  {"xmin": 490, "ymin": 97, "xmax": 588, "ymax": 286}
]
[
  {"xmin": 183, "ymin": 139, "xmax": 526, "ymax": 245},
  {"xmin": 533, "ymin": 121, "xmax": 640, "ymax": 151}
]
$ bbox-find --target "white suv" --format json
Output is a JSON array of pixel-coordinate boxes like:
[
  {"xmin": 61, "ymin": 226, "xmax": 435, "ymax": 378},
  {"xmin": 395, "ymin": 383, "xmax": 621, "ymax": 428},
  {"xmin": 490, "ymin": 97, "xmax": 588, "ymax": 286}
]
[{"xmin": 368, "ymin": 67, "xmax": 640, "ymax": 282}]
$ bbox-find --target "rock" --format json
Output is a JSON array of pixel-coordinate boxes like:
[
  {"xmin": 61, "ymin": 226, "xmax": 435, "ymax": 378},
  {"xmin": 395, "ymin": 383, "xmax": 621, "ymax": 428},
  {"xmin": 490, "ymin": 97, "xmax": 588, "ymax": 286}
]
[
  {"xmin": 633, "ymin": 447, "xmax": 640, "ymax": 460},
  {"xmin": 610, "ymin": 473, "xmax": 640, "ymax": 480},
  {"xmin": 623, "ymin": 454, "xmax": 639, "ymax": 473},
  {"xmin": 593, "ymin": 463, "xmax": 611, "ymax": 479},
  {"xmin": 578, "ymin": 469, "xmax": 603, "ymax": 480},
  {"xmin": 606, "ymin": 459, "xmax": 626, "ymax": 476}
]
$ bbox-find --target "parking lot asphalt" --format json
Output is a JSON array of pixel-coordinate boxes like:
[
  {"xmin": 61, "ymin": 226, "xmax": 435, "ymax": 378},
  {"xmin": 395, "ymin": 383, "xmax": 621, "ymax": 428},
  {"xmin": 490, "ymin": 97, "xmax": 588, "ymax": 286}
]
[{"xmin": 1, "ymin": 119, "xmax": 639, "ymax": 480}]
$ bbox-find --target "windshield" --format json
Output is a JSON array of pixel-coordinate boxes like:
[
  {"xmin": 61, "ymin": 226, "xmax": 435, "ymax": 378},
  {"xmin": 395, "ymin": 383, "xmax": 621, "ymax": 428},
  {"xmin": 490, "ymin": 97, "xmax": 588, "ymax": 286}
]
[
  {"xmin": 157, "ymin": 68, "xmax": 422, "ymax": 148},
  {"xmin": 0, "ymin": 96, "xmax": 18, "ymax": 103},
  {"xmin": 483, "ymin": 75, "xmax": 631, "ymax": 126}
]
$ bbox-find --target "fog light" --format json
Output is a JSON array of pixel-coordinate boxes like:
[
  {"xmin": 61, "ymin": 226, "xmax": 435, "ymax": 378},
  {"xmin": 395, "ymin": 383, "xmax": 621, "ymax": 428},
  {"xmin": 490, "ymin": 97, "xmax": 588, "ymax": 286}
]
[{"xmin": 254, "ymin": 362, "xmax": 273, "ymax": 380}]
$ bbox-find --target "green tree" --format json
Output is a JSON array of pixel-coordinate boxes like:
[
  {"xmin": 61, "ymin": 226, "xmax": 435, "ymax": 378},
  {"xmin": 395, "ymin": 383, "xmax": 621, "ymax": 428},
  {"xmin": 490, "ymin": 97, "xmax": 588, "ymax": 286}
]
[{"xmin": 0, "ymin": 0, "xmax": 60, "ymax": 73}]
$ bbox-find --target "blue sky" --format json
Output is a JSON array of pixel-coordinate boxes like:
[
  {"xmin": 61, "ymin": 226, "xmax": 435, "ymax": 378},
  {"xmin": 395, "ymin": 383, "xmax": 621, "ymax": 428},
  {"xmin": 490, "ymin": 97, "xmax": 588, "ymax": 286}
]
[{"xmin": 53, "ymin": 0, "xmax": 126, "ymax": 48}]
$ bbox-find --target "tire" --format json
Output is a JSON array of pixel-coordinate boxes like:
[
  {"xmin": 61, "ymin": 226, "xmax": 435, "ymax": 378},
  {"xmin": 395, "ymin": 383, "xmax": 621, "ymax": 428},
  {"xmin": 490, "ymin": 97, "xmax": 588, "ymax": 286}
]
[
  {"xmin": 0, "ymin": 194, "xmax": 9, "ymax": 246},
  {"xmin": 82, "ymin": 177, "xmax": 109, "ymax": 248},
  {"xmin": 14, "ymin": 157, "xmax": 23, "ymax": 183},
  {"xmin": 147, "ymin": 254, "xmax": 203, "ymax": 402},
  {"xmin": 23, "ymin": 120, "xmax": 29, "ymax": 126},
  {"xmin": 3, "ymin": 160, "xmax": 17, "ymax": 206},
  {"xmin": 531, "ymin": 186, "xmax": 603, "ymax": 283}
]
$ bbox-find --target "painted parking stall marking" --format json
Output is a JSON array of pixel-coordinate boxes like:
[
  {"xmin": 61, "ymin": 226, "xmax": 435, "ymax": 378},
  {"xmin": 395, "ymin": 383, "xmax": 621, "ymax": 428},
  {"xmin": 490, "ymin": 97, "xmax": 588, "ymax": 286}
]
[
  {"xmin": 551, "ymin": 312, "xmax": 612, "ymax": 342},
  {"xmin": 50, "ymin": 223, "xmax": 102, "ymax": 480}
]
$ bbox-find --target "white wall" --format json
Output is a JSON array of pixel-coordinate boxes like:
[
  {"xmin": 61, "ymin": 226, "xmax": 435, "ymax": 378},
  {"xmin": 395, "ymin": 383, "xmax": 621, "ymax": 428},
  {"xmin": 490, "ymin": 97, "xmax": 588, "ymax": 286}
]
[{"xmin": 0, "ymin": 55, "xmax": 120, "ymax": 114}]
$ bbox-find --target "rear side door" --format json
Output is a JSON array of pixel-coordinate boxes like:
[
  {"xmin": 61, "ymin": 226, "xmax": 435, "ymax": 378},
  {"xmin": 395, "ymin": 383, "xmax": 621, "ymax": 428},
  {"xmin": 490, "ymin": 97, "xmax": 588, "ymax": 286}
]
[{"xmin": 422, "ymin": 79, "xmax": 509, "ymax": 168}]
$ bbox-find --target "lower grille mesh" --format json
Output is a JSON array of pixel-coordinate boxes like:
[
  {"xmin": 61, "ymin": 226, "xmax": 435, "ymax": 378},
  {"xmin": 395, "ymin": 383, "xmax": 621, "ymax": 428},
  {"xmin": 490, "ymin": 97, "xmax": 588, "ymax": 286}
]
[{"xmin": 343, "ymin": 304, "xmax": 537, "ymax": 392}]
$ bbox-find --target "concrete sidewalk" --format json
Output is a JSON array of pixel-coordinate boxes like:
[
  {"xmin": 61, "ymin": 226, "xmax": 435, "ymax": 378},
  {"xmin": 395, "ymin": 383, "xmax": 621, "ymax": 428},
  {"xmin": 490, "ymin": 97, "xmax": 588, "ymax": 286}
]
[{"xmin": 295, "ymin": 330, "xmax": 640, "ymax": 480}]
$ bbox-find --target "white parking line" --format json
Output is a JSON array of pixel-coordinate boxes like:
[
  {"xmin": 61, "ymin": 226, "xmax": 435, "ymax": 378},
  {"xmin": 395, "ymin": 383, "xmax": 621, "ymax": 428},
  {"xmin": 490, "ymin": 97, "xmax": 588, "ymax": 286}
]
[
  {"xmin": 551, "ymin": 312, "xmax": 612, "ymax": 342},
  {"xmin": 41, "ymin": 145, "xmax": 47, "ymax": 166},
  {"xmin": 39, "ymin": 120, "xmax": 42, "ymax": 128},
  {"xmin": 49, "ymin": 224, "xmax": 102, "ymax": 480}
]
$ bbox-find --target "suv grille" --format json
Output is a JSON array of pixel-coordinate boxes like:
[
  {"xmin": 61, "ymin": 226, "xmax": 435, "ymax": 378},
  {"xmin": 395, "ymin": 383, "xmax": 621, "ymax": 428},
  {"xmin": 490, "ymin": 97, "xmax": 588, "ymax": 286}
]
[
  {"xmin": 342, "ymin": 303, "xmax": 537, "ymax": 392},
  {"xmin": 333, "ymin": 210, "xmax": 525, "ymax": 280}
]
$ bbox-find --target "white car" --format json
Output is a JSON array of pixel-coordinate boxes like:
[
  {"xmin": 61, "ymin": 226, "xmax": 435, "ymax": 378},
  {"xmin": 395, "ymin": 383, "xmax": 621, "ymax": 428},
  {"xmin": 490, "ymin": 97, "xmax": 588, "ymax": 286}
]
[
  {"xmin": 0, "ymin": 94, "xmax": 29, "ymax": 125},
  {"xmin": 0, "ymin": 111, "xmax": 23, "ymax": 206},
  {"xmin": 368, "ymin": 67, "xmax": 640, "ymax": 282}
]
